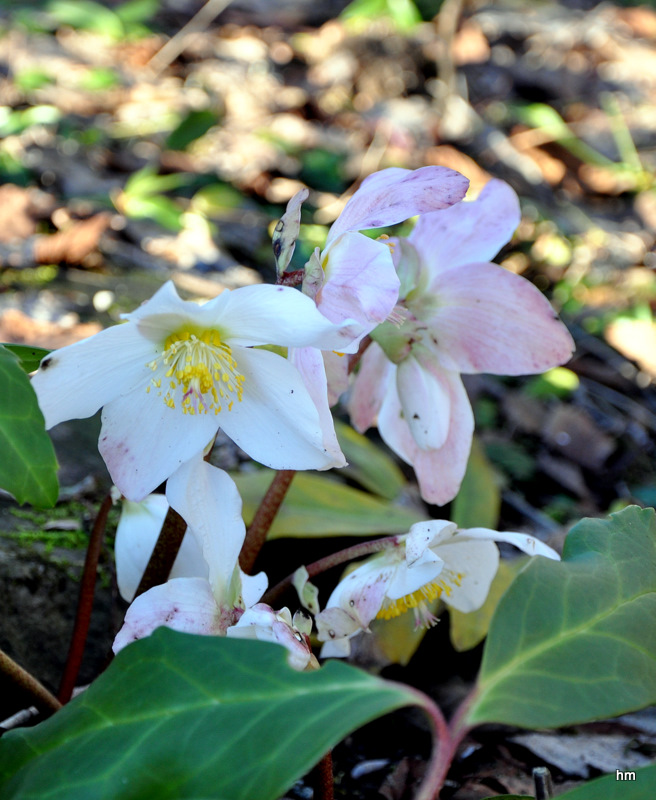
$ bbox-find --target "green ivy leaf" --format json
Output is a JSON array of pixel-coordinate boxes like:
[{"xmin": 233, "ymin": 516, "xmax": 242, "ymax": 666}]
[
  {"xmin": 0, "ymin": 345, "xmax": 58, "ymax": 507},
  {"xmin": 0, "ymin": 630, "xmax": 421, "ymax": 800},
  {"xmin": 233, "ymin": 469, "xmax": 422, "ymax": 537},
  {"xmin": 466, "ymin": 505, "xmax": 656, "ymax": 728}
]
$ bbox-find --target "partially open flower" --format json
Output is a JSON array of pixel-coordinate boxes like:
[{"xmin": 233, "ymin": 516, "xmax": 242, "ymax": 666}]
[
  {"xmin": 349, "ymin": 180, "xmax": 575, "ymax": 505},
  {"xmin": 227, "ymin": 604, "xmax": 319, "ymax": 671},
  {"xmin": 315, "ymin": 520, "xmax": 559, "ymax": 657}
]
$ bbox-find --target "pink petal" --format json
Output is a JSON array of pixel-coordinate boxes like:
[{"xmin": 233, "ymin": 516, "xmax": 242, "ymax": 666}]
[
  {"xmin": 425, "ymin": 262, "xmax": 575, "ymax": 375},
  {"xmin": 318, "ymin": 232, "xmax": 399, "ymax": 330},
  {"xmin": 323, "ymin": 350, "xmax": 349, "ymax": 407},
  {"xmin": 327, "ymin": 166, "xmax": 469, "ymax": 242},
  {"xmin": 396, "ymin": 356, "xmax": 451, "ymax": 450},
  {"xmin": 348, "ymin": 342, "xmax": 395, "ymax": 433},
  {"xmin": 409, "ymin": 179, "xmax": 521, "ymax": 273},
  {"xmin": 289, "ymin": 346, "xmax": 344, "ymax": 465},
  {"xmin": 378, "ymin": 369, "xmax": 474, "ymax": 506},
  {"xmin": 112, "ymin": 577, "xmax": 223, "ymax": 653}
]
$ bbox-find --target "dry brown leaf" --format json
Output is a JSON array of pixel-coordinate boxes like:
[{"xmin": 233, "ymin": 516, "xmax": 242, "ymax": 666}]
[{"xmin": 0, "ymin": 308, "xmax": 101, "ymax": 350}]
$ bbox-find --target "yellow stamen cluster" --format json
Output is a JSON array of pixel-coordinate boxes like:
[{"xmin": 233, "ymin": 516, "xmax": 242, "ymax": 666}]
[
  {"xmin": 146, "ymin": 328, "xmax": 245, "ymax": 415},
  {"xmin": 376, "ymin": 570, "xmax": 464, "ymax": 621}
]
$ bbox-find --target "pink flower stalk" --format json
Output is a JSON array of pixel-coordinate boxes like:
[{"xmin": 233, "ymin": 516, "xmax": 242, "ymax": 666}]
[
  {"xmin": 348, "ymin": 180, "xmax": 575, "ymax": 505},
  {"xmin": 286, "ymin": 166, "xmax": 471, "ymax": 457}
]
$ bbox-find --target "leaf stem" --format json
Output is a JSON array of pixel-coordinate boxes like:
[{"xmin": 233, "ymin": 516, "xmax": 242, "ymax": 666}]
[
  {"xmin": 310, "ymin": 751, "xmax": 334, "ymax": 800},
  {"xmin": 0, "ymin": 647, "xmax": 61, "ymax": 717},
  {"xmin": 134, "ymin": 506, "xmax": 187, "ymax": 598},
  {"xmin": 58, "ymin": 492, "xmax": 113, "ymax": 703},
  {"xmin": 262, "ymin": 535, "xmax": 403, "ymax": 607},
  {"xmin": 240, "ymin": 469, "xmax": 296, "ymax": 574}
]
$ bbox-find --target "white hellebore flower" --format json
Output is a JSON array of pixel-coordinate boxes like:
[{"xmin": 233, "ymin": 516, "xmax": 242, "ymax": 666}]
[
  {"xmin": 315, "ymin": 520, "xmax": 559, "ymax": 657},
  {"xmin": 32, "ymin": 281, "xmax": 362, "ymax": 501},
  {"xmin": 113, "ymin": 457, "xmax": 267, "ymax": 652}
]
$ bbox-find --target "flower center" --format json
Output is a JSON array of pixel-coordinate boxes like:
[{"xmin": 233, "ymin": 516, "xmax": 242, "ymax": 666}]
[
  {"xmin": 146, "ymin": 327, "xmax": 245, "ymax": 415},
  {"xmin": 376, "ymin": 569, "xmax": 464, "ymax": 622}
]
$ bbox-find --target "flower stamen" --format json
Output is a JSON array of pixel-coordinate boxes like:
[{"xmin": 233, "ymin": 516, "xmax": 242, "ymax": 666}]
[
  {"xmin": 376, "ymin": 569, "xmax": 465, "ymax": 624},
  {"xmin": 146, "ymin": 328, "xmax": 245, "ymax": 415}
]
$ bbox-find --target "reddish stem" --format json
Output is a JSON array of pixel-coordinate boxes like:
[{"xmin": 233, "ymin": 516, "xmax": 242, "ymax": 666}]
[
  {"xmin": 58, "ymin": 493, "xmax": 113, "ymax": 703},
  {"xmin": 0, "ymin": 647, "xmax": 62, "ymax": 717},
  {"xmin": 311, "ymin": 751, "xmax": 334, "ymax": 800},
  {"xmin": 134, "ymin": 506, "xmax": 187, "ymax": 598},
  {"xmin": 240, "ymin": 469, "xmax": 296, "ymax": 574}
]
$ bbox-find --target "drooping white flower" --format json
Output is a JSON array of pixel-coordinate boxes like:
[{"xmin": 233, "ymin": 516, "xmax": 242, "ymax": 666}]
[
  {"xmin": 349, "ymin": 180, "xmax": 575, "ymax": 505},
  {"xmin": 32, "ymin": 281, "xmax": 362, "ymax": 501},
  {"xmin": 113, "ymin": 457, "xmax": 267, "ymax": 652},
  {"xmin": 315, "ymin": 519, "xmax": 559, "ymax": 657}
]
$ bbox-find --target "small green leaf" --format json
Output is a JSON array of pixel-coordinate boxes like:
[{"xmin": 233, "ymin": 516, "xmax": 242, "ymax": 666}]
[
  {"xmin": 466, "ymin": 506, "xmax": 656, "ymax": 728},
  {"xmin": 46, "ymin": 0, "xmax": 124, "ymax": 38},
  {"xmin": 555, "ymin": 763, "xmax": 656, "ymax": 799},
  {"xmin": 0, "ymin": 630, "xmax": 421, "ymax": 800},
  {"xmin": 1, "ymin": 344, "xmax": 51, "ymax": 374},
  {"xmin": 166, "ymin": 109, "xmax": 219, "ymax": 151},
  {"xmin": 451, "ymin": 436, "xmax": 501, "ymax": 530},
  {"xmin": 0, "ymin": 345, "xmax": 58, "ymax": 507},
  {"xmin": 334, "ymin": 419, "xmax": 406, "ymax": 499},
  {"xmin": 233, "ymin": 470, "xmax": 422, "ymax": 537}
]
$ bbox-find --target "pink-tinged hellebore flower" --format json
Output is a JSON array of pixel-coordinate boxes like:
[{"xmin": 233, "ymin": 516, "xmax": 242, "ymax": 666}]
[
  {"xmin": 32, "ymin": 281, "xmax": 363, "ymax": 501},
  {"xmin": 349, "ymin": 180, "xmax": 575, "ymax": 505},
  {"xmin": 227, "ymin": 604, "xmax": 319, "ymax": 671},
  {"xmin": 288, "ymin": 166, "xmax": 471, "ymax": 455},
  {"xmin": 113, "ymin": 457, "xmax": 267, "ymax": 652},
  {"xmin": 315, "ymin": 520, "xmax": 559, "ymax": 657}
]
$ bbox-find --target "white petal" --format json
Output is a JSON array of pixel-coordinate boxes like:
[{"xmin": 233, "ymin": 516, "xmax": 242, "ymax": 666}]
[
  {"xmin": 315, "ymin": 605, "xmax": 362, "ymax": 643},
  {"xmin": 457, "ymin": 528, "xmax": 560, "ymax": 560},
  {"xmin": 406, "ymin": 520, "xmax": 458, "ymax": 565},
  {"xmin": 207, "ymin": 283, "xmax": 362, "ymax": 354},
  {"xmin": 320, "ymin": 637, "xmax": 353, "ymax": 658},
  {"xmin": 115, "ymin": 493, "xmax": 208, "ymax": 602},
  {"xmin": 99, "ymin": 389, "xmax": 219, "ymax": 501},
  {"xmin": 396, "ymin": 356, "xmax": 451, "ymax": 450},
  {"xmin": 31, "ymin": 323, "xmax": 155, "ymax": 429},
  {"xmin": 423, "ymin": 262, "xmax": 575, "ymax": 375},
  {"xmin": 112, "ymin": 577, "xmax": 222, "ymax": 653},
  {"xmin": 220, "ymin": 347, "xmax": 346, "ymax": 470},
  {"xmin": 409, "ymin": 179, "xmax": 520, "ymax": 273},
  {"xmin": 289, "ymin": 347, "xmax": 344, "ymax": 465},
  {"xmin": 323, "ymin": 555, "xmax": 397, "ymax": 628},
  {"xmin": 166, "ymin": 459, "xmax": 245, "ymax": 606},
  {"xmin": 328, "ymin": 166, "xmax": 469, "ymax": 242},
  {"xmin": 318, "ymin": 232, "xmax": 399, "ymax": 330},
  {"xmin": 240, "ymin": 570, "xmax": 268, "ymax": 608},
  {"xmin": 348, "ymin": 343, "xmax": 395, "ymax": 433},
  {"xmin": 435, "ymin": 539, "xmax": 499, "ymax": 612}
]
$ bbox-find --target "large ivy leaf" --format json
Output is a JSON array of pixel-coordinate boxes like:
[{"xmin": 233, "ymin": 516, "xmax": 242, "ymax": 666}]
[
  {"xmin": 334, "ymin": 419, "xmax": 406, "ymax": 500},
  {"xmin": 0, "ymin": 630, "xmax": 420, "ymax": 800},
  {"xmin": 466, "ymin": 506, "xmax": 656, "ymax": 728},
  {"xmin": 233, "ymin": 469, "xmax": 422, "ymax": 538},
  {"xmin": 0, "ymin": 345, "xmax": 58, "ymax": 507},
  {"xmin": 555, "ymin": 763, "xmax": 656, "ymax": 799}
]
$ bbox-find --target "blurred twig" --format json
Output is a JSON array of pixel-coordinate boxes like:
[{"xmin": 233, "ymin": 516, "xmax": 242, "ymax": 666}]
[{"xmin": 147, "ymin": 0, "xmax": 233, "ymax": 76}]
